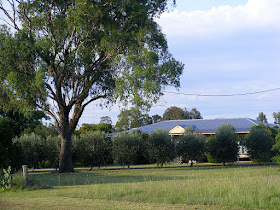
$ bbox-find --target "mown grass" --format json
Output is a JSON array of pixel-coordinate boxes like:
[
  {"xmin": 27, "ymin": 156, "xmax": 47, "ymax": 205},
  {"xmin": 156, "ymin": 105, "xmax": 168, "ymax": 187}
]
[{"xmin": 0, "ymin": 164, "xmax": 279, "ymax": 209}]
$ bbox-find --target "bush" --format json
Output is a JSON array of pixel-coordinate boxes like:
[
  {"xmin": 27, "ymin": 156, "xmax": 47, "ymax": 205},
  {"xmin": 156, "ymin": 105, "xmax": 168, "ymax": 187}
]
[
  {"xmin": 207, "ymin": 124, "xmax": 238, "ymax": 165},
  {"xmin": 176, "ymin": 132, "xmax": 206, "ymax": 166},
  {"xmin": 147, "ymin": 129, "xmax": 176, "ymax": 167},
  {"xmin": 245, "ymin": 125, "xmax": 273, "ymax": 164},
  {"xmin": 272, "ymin": 131, "xmax": 280, "ymax": 164},
  {"xmin": 112, "ymin": 132, "xmax": 145, "ymax": 168},
  {"xmin": 80, "ymin": 131, "xmax": 112, "ymax": 168},
  {"xmin": 0, "ymin": 166, "xmax": 12, "ymax": 191},
  {"xmin": 13, "ymin": 133, "xmax": 48, "ymax": 169}
]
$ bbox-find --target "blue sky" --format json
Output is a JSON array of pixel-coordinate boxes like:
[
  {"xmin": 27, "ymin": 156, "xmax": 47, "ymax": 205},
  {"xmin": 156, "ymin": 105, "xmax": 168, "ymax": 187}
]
[
  {"xmin": 1, "ymin": 0, "xmax": 279, "ymax": 125},
  {"xmin": 80, "ymin": 0, "xmax": 280, "ymax": 125}
]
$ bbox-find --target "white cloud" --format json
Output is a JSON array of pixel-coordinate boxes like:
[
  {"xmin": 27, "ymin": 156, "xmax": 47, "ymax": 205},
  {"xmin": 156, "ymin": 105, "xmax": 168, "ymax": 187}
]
[{"xmin": 157, "ymin": 0, "xmax": 280, "ymax": 37}]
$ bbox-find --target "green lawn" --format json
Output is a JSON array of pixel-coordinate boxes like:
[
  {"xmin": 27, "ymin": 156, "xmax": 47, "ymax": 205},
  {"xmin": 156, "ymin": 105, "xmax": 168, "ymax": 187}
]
[{"xmin": 1, "ymin": 164, "xmax": 279, "ymax": 209}]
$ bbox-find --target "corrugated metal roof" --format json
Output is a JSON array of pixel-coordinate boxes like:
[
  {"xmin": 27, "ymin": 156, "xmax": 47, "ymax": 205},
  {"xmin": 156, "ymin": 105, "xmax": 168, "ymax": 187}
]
[{"xmin": 108, "ymin": 118, "xmax": 276, "ymax": 136}]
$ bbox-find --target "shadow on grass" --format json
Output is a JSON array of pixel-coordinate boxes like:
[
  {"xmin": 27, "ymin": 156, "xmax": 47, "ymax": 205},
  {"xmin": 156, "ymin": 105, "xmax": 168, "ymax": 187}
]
[{"xmin": 29, "ymin": 163, "xmax": 279, "ymax": 187}]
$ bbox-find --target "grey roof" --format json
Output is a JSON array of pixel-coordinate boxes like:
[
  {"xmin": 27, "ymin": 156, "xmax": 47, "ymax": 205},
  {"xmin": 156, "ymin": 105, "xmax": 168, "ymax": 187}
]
[{"xmin": 109, "ymin": 118, "xmax": 277, "ymax": 136}]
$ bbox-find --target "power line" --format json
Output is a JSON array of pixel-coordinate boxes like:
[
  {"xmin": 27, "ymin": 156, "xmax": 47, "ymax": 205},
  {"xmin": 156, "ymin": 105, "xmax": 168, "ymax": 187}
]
[{"xmin": 163, "ymin": 87, "xmax": 280, "ymax": 97}]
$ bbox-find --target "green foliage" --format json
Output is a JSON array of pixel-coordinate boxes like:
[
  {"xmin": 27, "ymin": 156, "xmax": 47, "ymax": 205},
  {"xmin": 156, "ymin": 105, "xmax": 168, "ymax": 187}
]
[
  {"xmin": 79, "ymin": 131, "xmax": 112, "ymax": 168},
  {"xmin": 112, "ymin": 132, "xmax": 147, "ymax": 167},
  {"xmin": 0, "ymin": 0, "xmax": 183, "ymax": 172},
  {"xmin": 100, "ymin": 116, "xmax": 112, "ymax": 125},
  {"xmin": 71, "ymin": 135, "xmax": 82, "ymax": 166},
  {"xmin": 245, "ymin": 124, "xmax": 273, "ymax": 164},
  {"xmin": 182, "ymin": 107, "xmax": 203, "ymax": 119},
  {"xmin": 273, "ymin": 112, "xmax": 280, "ymax": 124},
  {"xmin": 77, "ymin": 123, "xmax": 114, "ymax": 135},
  {"xmin": 272, "ymin": 131, "xmax": 280, "ymax": 164},
  {"xmin": 162, "ymin": 106, "xmax": 184, "ymax": 120},
  {"xmin": 176, "ymin": 132, "xmax": 206, "ymax": 165},
  {"xmin": 12, "ymin": 133, "xmax": 47, "ymax": 169},
  {"xmin": 162, "ymin": 106, "xmax": 203, "ymax": 120},
  {"xmin": 151, "ymin": 114, "xmax": 162, "ymax": 123},
  {"xmin": 147, "ymin": 129, "xmax": 176, "ymax": 167},
  {"xmin": 0, "ymin": 117, "xmax": 24, "ymax": 170},
  {"xmin": 44, "ymin": 135, "xmax": 60, "ymax": 168},
  {"xmin": 256, "ymin": 112, "xmax": 267, "ymax": 123},
  {"xmin": 115, "ymin": 108, "xmax": 152, "ymax": 131},
  {"xmin": 206, "ymin": 152, "xmax": 215, "ymax": 163},
  {"xmin": 24, "ymin": 123, "xmax": 59, "ymax": 139},
  {"xmin": 0, "ymin": 118, "xmax": 15, "ymax": 169},
  {"xmin": 0, "ymin": 166, "xmax": 12, "ymax": 191},
  {"xmin": 207, "ymin": 124, "xmax": 238, "ymax": 165},
  {"xmin": 0, "ymin": 109, "xmax": 47, "ymax": 170}
]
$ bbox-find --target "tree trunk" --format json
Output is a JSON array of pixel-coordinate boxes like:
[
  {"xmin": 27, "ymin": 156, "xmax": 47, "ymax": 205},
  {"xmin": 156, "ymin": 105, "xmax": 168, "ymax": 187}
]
[
  {"xmin": 59, "ymin": 108, "xmax": 74, "ymax": 173},
  {"xmin": 59, "ymin": 132, "xmax": 74, "ymax": 172}
]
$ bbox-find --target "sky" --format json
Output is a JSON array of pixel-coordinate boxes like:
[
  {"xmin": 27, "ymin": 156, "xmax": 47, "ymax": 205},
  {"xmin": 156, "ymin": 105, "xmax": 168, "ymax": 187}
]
[
  {"xmin": 1, "ymin": 0, "xmax": 280, "ymax": 125},
  {"xmin": 81, "ymin": 0, "xmax": 280, "ymax": 125}
]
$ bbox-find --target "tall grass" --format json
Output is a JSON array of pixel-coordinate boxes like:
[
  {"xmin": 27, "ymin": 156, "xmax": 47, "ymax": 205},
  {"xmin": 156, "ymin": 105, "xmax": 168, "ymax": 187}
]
[
  {"xmin": 27, "ymin": 165, "xmax": 280, "ymax": 209},
  {"xmin": 1, "ymin": 165, "xmax": 279, "ymax": 209}
]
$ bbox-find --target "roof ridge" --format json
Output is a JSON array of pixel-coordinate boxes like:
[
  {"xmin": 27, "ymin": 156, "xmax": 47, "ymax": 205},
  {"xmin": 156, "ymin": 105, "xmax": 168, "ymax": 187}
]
[
  {"xmin": 161, "ymin": 117, "xmax": 249, "ymax": 122},
  {"xmin": 247, "ymin": 118, "xmax": 259, "ymax": 125}
]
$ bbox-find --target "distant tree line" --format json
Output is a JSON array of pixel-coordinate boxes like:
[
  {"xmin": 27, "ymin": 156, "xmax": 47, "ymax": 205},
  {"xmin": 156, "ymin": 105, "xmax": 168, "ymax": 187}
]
[
  {"xmin": 115, "ymin": 106, "xmax": 203, "ymax": 131},
  {"xmin": 256, "ymin": 111, "xmax": 280, "ymax": 125},
  {"xmin": 5, "ymin": 122, "xmax": 280, "ymax": 170},
  {"xmin": 2, "ymin": 108, "xmax": 280, "ymax": 171}
]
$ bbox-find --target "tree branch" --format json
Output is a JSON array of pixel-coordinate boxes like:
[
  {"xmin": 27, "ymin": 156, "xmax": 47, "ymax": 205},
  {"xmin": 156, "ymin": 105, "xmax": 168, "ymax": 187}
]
[
  {"xmin": 36, "ymin": 101, "xmax": 61, "ymax": 132},
  {"xmin": 82, "ymin": 94, "xmax": 106, "ymax": 109},
  {"xmin": 0, "ymin": 0, "xmax": 19, "ymax": 30}
]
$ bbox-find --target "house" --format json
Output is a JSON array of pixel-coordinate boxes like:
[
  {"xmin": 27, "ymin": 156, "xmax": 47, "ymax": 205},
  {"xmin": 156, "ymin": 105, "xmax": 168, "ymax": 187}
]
[{"xmin": 109, "ymin": 118, "xmax": 276, "ymax": 160}]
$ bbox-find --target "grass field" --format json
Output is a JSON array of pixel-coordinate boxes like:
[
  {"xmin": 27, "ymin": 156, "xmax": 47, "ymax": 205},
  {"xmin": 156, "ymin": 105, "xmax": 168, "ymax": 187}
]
[{"xmin": 0, "ymin": 164, "xmax": 280, "ymax": 209}]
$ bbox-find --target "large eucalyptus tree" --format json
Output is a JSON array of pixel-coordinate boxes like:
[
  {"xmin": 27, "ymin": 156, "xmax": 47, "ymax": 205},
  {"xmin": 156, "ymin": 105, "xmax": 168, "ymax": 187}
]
[{"xmin": 0, "ymin": 0, "xmax": 183, "ymax": 172}]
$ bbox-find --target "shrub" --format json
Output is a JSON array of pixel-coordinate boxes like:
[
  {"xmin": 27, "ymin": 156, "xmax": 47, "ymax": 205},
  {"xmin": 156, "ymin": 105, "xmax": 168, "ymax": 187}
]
[
  {"xmin": 112, "ymin": 132, "xmax": 145, "ymax": 168},
  {"xmin": 13, "ymin": 133, "xmax": 48, "ymax": 169},
  {"xmin": 80, "ymin": 131, "xmax": 112, "ymax": 169},
  {"xmin": 147, "ymin": 129, "xmax": 176, "ymax": 167},
  {"xmin": 245, "ymin": 125, "xmax": 273, "ymax": 164},
  {"xmin": 0, "ymin": 166, "xmax": 12, "ymax": 191},
  {"xmin": 272, "ymin": 131, "xmax": 280, "ymax": 164},
  {"xmin": 207, "ymin": 124, "xmax": 238, "ymax": 165},
  {"xmin": 176, "ymin": 132, "xmax": 206, "ymax": 166}
]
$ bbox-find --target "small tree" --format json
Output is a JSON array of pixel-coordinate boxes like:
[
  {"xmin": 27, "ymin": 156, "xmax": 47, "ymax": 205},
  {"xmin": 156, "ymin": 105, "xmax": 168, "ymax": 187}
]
[
  {"xmin": 152, "ymin": 114, "xmax": 162, "ymax": 123},
  {"xmin": 207, "ymin": 124, "xmax": 238, "ymax": 165},
  {"xmin": 245, "ymin": 125, "xmax": 273, "ymax": 164},
  {"xmin": 112, "ymin": 132, "xmax": 144, "ymax": 168},
  {"xmin": 162, "ymin": 106, "xmax": 184, "ymax": 120},
  {"xmin": 147, "ymin": 129, "xmax": 176, "ymax": 167},
  {"xmin": 13, "ymin": 133, "xmax": 47, "ymax": 169},
  {"xmin": 45, "ymin": 135, "xmax": 60, "ymax": 169},
  {"xmin": 115, "ymin": 108, "xmax": 152, "ymax": 131},
  {"xmin": 272, "ymin": 131, "xmax": 280, "ymax": 164},
  {"xmin": 256, "ymin": 112, "xmax": 268, "ymax": 123},
  {"xmin": 100, "ymin": 116, "xmax": 112, "ymax": 125},
  {"xmin": 80, "ymin": 131, "xmax": 112, "ymax": 169},
  {"xmin": 182, "ymin": 108, "xmax": 203, "ymax": 119},
  {"xmin": 273, "ymin": 112, "xmax": 280, "ymax": 124},
  {"xmin": 176, "ymin": 131, "xmax": 206, "ymax": 166}
]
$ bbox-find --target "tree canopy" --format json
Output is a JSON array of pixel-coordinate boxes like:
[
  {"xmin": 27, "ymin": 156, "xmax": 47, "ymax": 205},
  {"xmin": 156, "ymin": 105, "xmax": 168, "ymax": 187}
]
[
  {"xmin": 207, "ymin": 124, "xmax": 238, "ymax": 165},
  {"xmin": 115, "ymin": 107, "xmax": 152, "ymax": 131},
  {"xmin": 176, "ymin": 130, "xmax": 206, "ymax": 166},
  {"xmin": 256, "ymin": 112, "xmax": 267, "ymax": 123},
  {"xmin": 0, "ymin": 0, "xmax": 183, "ymax": 172},
  {"xmin": 273, "ymin": 112, "xmax": 280, "ymax": 124},
  {"xmin": 245, "ymin": 124, "xmax": 273, "ymax": 164},
  {"xmin": 162, "ymin": 106, "xmax": 202, "ymax": 120}
]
